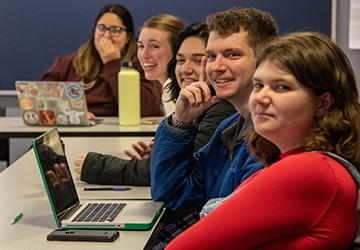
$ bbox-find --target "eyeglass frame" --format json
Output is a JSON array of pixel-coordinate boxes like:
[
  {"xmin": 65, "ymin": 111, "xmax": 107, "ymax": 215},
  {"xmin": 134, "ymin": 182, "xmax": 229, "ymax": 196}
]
[{"xmin": 95, "ymin": 24, "xmax": 127, "ymax": 37}]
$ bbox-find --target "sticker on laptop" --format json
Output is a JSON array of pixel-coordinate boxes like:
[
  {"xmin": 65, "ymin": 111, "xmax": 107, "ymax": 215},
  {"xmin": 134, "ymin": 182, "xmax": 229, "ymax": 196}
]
[
  {"xmin": 39, "ymin": 110, "xmax": 56, "ymax": 125},
  {"xmin": 70, "ymin": 99, "xmax": 84, "ymax": 109},
  {"xmin": 16, "ymin": 84, "xmax": 29, "ymax": 97},
  {"xmin": 57, "ymin": 114, "xmax": 69, "ymax": 125},
  {"xmin": 23, "ymin": 110, "xmax": 39, "ymax": 125},
  {"xmin": 38, "ymin": 82, "xmax": 65, "ymax": 98},
  {"xmin": 65, "ymin": 83, "xmax": 84, "ymax": 100},
  {"xmin": 19, "ymin": 98, "xmax": 34, "ymax": 110},
  {"xmin": 28, "ymin": 82, "xmax": 40, "ymax": 97}
]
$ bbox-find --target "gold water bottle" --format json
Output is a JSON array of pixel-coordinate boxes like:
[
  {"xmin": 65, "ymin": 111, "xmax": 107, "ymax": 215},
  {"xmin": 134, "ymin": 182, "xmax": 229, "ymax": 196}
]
[{"xmin": 118, "ymin": 61, "xmax": 140, "ymax": 125}]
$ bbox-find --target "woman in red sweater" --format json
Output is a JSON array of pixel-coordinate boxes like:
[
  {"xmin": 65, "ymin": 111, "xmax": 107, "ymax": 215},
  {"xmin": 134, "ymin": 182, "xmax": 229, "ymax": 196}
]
[
  {"xmin": 166, "ymin": 32, "xmax": 360, "ymax": 249},
  {"xmin": 41, "ymin": 4, "xmax": 163, "ymax": 117}
]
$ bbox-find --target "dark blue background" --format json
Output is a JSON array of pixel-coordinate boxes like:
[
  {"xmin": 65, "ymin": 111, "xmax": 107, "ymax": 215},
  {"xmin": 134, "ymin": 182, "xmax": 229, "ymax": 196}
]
[{"xmin": 0, "ymin": 0, "xmax": 331, "ymax": 89}]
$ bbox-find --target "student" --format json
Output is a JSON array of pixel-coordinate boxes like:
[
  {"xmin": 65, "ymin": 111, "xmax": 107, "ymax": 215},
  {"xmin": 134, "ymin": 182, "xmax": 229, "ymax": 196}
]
[
  {"xmin": 41, "ymin": 4, "xmax": 163, "ymax": 117},
  {"xmin": 118, "ymin": 14, "xmax": 185, "ymax": 162},
  {"xmin": 73, "ymin": 23, "xmax": 236, "ymax": 186},
  {"xmin": 137, "ymin": 14, "xmax": 184, "ymax": 116},
  {"xmin": 151, "ymin": 7, "xmax": 278, "ymax": 209},
  {"xmin": 166, "ymin": 31, "xmax": 360, "ymax": 250}
]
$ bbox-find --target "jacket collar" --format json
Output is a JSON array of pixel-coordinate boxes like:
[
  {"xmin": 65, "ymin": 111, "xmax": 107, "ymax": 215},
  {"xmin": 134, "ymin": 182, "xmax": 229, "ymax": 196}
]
[{"xmin": 221, "ymin": 114, "xmax": 253, "ymax": 158}]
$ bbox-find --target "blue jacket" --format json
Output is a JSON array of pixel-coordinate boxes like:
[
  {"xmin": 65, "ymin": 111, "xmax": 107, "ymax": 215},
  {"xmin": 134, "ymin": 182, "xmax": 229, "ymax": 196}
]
[{"xmin": 151, "ymin": 113, "xmax": 264, "ymax": 209}]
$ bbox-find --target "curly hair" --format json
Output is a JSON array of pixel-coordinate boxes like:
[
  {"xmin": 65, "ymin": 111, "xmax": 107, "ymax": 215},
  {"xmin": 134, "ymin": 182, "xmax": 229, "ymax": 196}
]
[
  {"xmin": 73, "ymin": 4, "xmax": 137, "ymax": 84},
  {"xmin": 206, "ymin": 7, "xmax": 278, "ymax": 55},
  {"xmin": 248, "ymin": 32, "xmax": 360, "ymax": 169}
]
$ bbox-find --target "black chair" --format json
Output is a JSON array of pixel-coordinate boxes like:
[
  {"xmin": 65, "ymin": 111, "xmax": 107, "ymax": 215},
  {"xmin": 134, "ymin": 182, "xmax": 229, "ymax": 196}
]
[
  {"xmin": 0, "ymin": 105, "xmax": 5, "ymax": 116},
  {"xmin": 0, "ymin": 106, "xmax": 9, "ymax": 167}
]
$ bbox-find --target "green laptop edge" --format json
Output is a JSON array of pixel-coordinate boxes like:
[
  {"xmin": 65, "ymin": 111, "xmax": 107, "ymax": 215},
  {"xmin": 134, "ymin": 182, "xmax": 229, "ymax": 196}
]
[{"xmin": 32, "ymin": 128, "xmax": 164, "ymax": 231}]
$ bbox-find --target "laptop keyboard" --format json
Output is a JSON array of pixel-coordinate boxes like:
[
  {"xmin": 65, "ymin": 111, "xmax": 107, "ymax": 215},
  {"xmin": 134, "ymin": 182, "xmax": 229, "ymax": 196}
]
[{"xmin": 72, "ymin": 203, "xmax": 126, "ymax": 222}]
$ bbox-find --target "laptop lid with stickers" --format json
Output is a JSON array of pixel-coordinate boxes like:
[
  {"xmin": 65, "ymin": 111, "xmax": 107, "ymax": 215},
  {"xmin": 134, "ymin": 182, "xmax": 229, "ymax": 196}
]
[{"xmin": 15, "ymin": 81, "xmax": 94, "ymax": 126}]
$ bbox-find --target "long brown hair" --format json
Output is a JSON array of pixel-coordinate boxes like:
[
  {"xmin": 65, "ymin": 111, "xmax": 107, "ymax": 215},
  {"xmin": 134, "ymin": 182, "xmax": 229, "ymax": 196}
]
[
  {"xmin": 248, "ymin": 32, "xmax": 360, "ymax": 168},
  {"xmin": 73, "ymin": 4, "xmax": 136, "ymax": 84}
]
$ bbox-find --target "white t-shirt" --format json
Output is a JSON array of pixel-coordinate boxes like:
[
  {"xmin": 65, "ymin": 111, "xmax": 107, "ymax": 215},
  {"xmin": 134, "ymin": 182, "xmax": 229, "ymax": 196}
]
[{"xmin": 161, "ymin": 78, "xmax": 176, "ymax": 116}]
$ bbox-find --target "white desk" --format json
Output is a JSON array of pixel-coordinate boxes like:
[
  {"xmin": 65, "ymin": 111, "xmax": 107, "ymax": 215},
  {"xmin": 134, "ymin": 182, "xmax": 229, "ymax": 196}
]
[
  {"xmin": 0, "ymin": 116, "xmax": 161, "ymax": 137},
  {"xmin": 0, "ymin": 137, "xmax": 160, "ymax": 250},
  {"xmin": 64, "ymin": 136, "xmax": 153, "ymax": 200},
  {"xmin": 0, "ymin": 116, "xmax": 162, "ymax": 166}
]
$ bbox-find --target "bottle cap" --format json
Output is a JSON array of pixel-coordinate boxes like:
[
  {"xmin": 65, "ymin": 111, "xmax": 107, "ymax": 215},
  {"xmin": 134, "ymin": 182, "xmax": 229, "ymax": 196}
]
[{"xmin": 120, "ymin": 61, "xmax": 134, "ymax": 68}]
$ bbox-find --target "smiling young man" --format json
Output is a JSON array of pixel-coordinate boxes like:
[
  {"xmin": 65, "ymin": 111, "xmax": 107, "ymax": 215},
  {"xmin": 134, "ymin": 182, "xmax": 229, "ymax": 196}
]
[{"xmin": 151, "ymin": 7, "xmax": 278, "ymax": 209}]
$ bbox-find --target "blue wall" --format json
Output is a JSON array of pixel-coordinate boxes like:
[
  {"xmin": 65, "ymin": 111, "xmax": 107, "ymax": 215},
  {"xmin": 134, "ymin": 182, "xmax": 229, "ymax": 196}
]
[{"xmin": 0, "ymin": 0, "xmax": 331, "ymax": 90}]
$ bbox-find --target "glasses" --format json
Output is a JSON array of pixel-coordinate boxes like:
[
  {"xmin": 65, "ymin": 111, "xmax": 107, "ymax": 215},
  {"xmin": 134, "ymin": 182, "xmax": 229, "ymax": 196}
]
[{"xmin": 95, "ymin": 24, "xmax": 126, "ymax": 37}]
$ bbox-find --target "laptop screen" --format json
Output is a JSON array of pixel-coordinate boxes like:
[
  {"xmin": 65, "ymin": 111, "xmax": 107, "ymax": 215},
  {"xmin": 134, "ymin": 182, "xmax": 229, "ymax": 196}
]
[{"xmin": 33, "ymin": 129, "xmax": 79, "ymax": 219}]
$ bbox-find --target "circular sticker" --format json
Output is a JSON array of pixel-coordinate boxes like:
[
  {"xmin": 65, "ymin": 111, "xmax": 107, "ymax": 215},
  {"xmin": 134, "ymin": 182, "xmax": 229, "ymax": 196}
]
[
  {"xmin": 20, "ymin": 98, "xmax": 34, "ymax": 109},
  {"xmin": 65, "ymin": 83, "xmax": 83, "ymax": 100},
  {"xmin": 57, "ymin": 114, "xmax": 69, "ymax": 125},
  {"xmin": 22, "ymin": 110, "xmax": 39, "ymax": 125}
]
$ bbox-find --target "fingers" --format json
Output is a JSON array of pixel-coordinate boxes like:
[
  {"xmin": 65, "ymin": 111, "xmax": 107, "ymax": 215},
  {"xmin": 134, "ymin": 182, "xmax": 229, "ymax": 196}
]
[
  {"xmin": 132, "ymin": 141, "xmax": 151, "ymax": 157},
  {"xmin": 97, "ymin": 37, "xmax": 120, "ymax": 63},
  {"xmin": 124, "ymin": 149, "xmax": 141, "ymax": 160},
  {"xmin": 87, "ymin": 112, "xmax": 96, "ymax": 120},
  {"xmin": 73, "ymin": 164, "xmax": 81, "ymax": 175},
  {"xmin": 73, "ymin": 155, "xmax": 85, "ymax": 166},
  {"xmin": 180, "ymin": 56, "xmax": 208, "ymax": 106},
  {"xmin": 137, "ymin": 141, "xmax": 151, "ymax": 151},
  {"xmin": 199, "ymin": 56, "xmax": 207, "ymax": 83},
  {"xmin": 180, "ymin": 81, "xmax": 213, "ymax": 107},
  {"xmin": 124, "ymin": 140, "xmax": 152, "ymax": 160},
  {"xmin": 46, "ymin": 170, "xmax": 60, "ymax": 186},
  {"xmin": 60, "ymin": 163, "xmax": 71, "ymax": 181},
  {"xmin": 98, "ymin": 37, "xmax": 114, "ymax": 49},
  {"xmin": 73, "ymin": 155, "xmax": 85, "ymax": 175},
  {"xmin": 53, "ymin": 163, "xmax": 70, "ymax": 182}
]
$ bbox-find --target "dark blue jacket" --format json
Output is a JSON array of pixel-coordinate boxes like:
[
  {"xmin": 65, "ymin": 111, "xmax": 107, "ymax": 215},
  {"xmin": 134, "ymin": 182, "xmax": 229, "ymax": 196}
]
[{"xmin": 151, "ymin": 113, "xmax": 264, "ymax": 209}]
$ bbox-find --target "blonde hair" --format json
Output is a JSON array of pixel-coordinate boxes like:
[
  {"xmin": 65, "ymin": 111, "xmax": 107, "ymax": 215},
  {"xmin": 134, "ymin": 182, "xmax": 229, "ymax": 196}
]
[{"xmin": 140, "ymin": 14, "xmax": 184, "ymax": 51}]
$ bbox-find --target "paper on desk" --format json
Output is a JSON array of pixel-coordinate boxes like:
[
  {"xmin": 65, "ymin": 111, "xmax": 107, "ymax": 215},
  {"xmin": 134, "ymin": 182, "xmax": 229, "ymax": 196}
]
[{"xmin": 349, "ymin": 0, "xmax": 360, "ymax": 49}]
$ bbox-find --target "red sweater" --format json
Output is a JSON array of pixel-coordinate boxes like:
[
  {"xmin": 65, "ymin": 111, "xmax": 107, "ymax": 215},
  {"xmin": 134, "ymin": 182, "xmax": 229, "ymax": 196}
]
[
  {"xmin": 166, "ymin": 151, "xmax": 357, "ymax": 250},
  {"xmin": 41, "ymin": 52, "xmax": 163, "ymax": 117}
]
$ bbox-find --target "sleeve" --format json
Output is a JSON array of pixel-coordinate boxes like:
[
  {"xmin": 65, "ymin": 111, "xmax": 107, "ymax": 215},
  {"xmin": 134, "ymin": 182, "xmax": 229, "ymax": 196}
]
[
  {"xmin": 101, "ymin": 59, "xmax": 120, "ymax": 101},
  {"xmin": 133, "ymin": 61, "xmax": 163, "ymax": 117},
  {"xmin": 150, "ymin": 118, "xmax": 202, "ymax": 208},
  {"xmin": 139, "ymin": 77, "xmax": 163, "ymax": 117},
  {"xmin": 165, "ymin": 154, "xmax": 339, "ymax": 250},
  {"xmin": 195, "ymin": 101, "xmax": 236, "ymax": 151},
  {"xmin": 151, "ymin": 116, "xmax": 233, "ymax": 209},
  {"xmin": 80, "ymin": 152, "xmax": 150, "ymax": 186}
]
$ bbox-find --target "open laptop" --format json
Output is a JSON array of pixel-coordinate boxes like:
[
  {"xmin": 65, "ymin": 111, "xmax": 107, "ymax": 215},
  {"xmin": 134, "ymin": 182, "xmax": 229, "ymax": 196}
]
[
  {"xmin": 15, "ymin": 81, "xmax": 100, "ymax": 126},
  {"xmin": 32, "ymin": 128, "xmax": 163, "ymax": 230}
]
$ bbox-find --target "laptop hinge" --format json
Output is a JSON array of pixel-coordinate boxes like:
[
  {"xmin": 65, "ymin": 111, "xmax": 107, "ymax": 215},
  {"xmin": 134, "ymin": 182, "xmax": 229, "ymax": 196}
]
[{"xmin": 59, "ymin": 203, "xmax": 82, "ymax": 221}]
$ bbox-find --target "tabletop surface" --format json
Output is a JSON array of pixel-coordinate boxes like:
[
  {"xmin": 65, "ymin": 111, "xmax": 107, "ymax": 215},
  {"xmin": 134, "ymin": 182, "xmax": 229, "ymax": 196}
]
[
  {"xmin": 0, "ymin": 116, "xmax": 163, "ymax": 137},
  {"xmin": 0, "ymin": 136, "xmax": 158, "ymax": 250}
]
